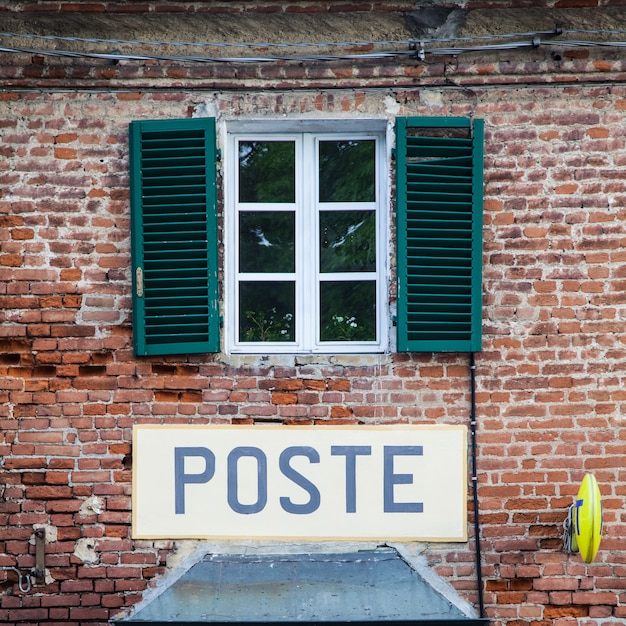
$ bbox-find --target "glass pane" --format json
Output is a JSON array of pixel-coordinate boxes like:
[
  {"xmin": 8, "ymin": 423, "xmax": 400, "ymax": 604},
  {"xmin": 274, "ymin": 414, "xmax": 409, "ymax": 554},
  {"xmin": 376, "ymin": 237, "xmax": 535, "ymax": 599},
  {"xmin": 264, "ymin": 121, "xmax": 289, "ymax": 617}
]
[
  {"xmin": 239, "ymin": 141, "xmax": 295, "ymax": 203},
  {"xmin": 239, "ymin": 212, "xmax": 295, "ymax": 273},
  {"xmin": 319, "ymin": 210, "xmax": 376, "ymax": 273},
  {"xmin": 320, "ymin": 281, "xmax": 376, "ymax": 342},
  {"xmin": 239, "ymin": 281, "xmax": 295, "ymax": 342},
  {"xmin": 319, "ymin": 140, "xmax": 375, "ymax": 203}
]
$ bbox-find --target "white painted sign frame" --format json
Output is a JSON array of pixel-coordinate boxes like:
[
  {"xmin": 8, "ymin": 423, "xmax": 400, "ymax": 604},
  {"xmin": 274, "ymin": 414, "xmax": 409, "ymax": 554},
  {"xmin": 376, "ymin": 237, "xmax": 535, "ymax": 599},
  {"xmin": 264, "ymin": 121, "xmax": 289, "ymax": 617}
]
[{"xmin": 132, "ymin": 425, "xmax": 468, "ymax": 542}]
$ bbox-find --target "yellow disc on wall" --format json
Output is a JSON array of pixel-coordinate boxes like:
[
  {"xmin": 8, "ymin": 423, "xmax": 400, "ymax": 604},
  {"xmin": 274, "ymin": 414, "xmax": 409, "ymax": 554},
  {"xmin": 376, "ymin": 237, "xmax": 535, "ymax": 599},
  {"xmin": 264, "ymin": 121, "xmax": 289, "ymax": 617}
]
[{"xmin": 573, "ymin": 473, "xmax": 603, "ymax": 564}]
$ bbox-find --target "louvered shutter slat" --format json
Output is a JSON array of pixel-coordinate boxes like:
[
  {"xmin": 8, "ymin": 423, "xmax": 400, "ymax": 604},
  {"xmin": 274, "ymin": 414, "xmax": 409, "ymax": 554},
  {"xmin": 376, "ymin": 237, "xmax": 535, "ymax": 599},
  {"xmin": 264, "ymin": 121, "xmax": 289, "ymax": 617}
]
[
  {"xmin": 396, "ymin": 117, "xmax": 483, "ymax": 352},
  {"xmin": 130, "ymin": 118, "xmax": 219, "ymax": 356}
]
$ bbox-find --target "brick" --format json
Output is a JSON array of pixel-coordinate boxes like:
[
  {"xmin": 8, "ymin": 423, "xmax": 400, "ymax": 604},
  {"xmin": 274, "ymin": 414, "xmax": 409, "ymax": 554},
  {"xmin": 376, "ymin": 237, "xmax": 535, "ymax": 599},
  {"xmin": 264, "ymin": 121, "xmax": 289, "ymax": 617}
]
[
  {"xmin": 543, "ymin": 605, "xmax": 588, "ymax": 618},
  {"xmin": 8, "ymin": 608, "xmax": 49, "ymax": 621},
  {"xmin": 572, "ymin": 591, "xmax": 618, "ymax": 605},
  {"xmin": 25, "ymin": 485, "xmax": 72, "ymax": 499},
  {"xmin": 68, "ymin": 607, "xmax": 110, "ymax": 620},
  {"xmin": 534, "ymin": 577, "xmax": 580, "ymax": 592},
  {"xmin": 270, "ymin": 392, "xmax": 298, "ymax": 405},
  {"xmin": 45, "ymin": 500, "xmax": 83, "ymax": 513}
]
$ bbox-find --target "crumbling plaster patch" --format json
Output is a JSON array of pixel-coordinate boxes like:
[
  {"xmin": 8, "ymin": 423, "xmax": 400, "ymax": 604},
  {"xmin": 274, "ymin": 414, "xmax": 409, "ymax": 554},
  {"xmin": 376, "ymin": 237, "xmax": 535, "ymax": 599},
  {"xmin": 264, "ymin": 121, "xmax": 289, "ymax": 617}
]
[
  {"xmin": 74, "ymin": 537, "xmax": 99, "ymax": 565},
  {"xmin": 79, "ymin": 495, "xmax": 105, "ymax": 516}
]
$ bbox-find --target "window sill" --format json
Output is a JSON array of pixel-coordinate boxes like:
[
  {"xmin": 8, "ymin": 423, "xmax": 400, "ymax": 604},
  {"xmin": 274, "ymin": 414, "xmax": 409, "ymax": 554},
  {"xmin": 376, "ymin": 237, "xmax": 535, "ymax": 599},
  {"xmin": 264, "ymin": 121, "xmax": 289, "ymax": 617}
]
[{"xmin": 217, "ymin": 352, "xmax": 392, "ymax": 369}]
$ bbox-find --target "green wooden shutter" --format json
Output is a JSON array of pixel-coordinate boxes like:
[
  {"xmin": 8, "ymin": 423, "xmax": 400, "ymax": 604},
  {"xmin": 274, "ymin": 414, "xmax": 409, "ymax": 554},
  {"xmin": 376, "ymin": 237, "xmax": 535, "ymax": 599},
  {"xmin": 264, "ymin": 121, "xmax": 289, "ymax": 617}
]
[
  {"xmin": 396, "ymin": 117, "xmax": 483, "ymax": 353},
  {"xmin": 129, "ymin": 118, "xmax": 219, "ymax": 356}
]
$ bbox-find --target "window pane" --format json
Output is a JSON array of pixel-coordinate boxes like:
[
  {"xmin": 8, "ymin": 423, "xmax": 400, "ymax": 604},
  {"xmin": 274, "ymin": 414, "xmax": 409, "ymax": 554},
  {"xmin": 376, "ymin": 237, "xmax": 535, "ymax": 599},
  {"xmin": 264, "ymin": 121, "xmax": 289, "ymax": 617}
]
[
  {"xmin": 239, "ymin": 281, "xmax": 295, "ymax": 342},
  {"xmin": 239, "ymin": 211, "xmax": 295, "ymax": 273},
  {"xmin": 239, "ymin": 141, "xmax": 295, "ymax": 203},
  {"xmin": 319, "ymin": 140, "xmax": 375, "ymax": 203},
  {"xmin": 320, "ymin": 281, "xmax": 376, "ymax": 342},
  {"xmin": 319, "ymin": 210, "xmax": 376, "ymax": 273}
]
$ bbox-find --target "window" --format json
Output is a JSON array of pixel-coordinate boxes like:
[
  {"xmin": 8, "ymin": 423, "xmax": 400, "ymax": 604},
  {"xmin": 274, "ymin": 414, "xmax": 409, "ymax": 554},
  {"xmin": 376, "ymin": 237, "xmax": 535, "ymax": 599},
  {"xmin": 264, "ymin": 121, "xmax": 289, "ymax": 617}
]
[
  {"xmin": 225, "ymin": 129, "xmax": 387, "ymax": 354},
  {"xmin": 129, "ymin": 116, "xmax": 483, "ymax": 357}
]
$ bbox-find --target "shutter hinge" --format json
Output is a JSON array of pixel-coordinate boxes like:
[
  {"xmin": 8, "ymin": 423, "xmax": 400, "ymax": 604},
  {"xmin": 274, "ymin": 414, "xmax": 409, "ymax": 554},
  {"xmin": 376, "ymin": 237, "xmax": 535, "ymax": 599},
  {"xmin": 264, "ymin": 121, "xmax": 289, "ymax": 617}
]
[
  {"xmin": 135, "ymin": 267, "xmax": 144, "ymax": 298},
  {"xmin": 391, "ymin": 147, "xmax": 396, "ymax": 160}
]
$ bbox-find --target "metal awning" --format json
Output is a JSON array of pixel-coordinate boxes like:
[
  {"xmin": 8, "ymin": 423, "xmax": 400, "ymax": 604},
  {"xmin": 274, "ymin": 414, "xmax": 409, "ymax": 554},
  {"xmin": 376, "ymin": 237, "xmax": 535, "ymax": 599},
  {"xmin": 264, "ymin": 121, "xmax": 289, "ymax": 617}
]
[{"xmin": 113, "ymin": 548, "xmax": 488, "ymax": 625}]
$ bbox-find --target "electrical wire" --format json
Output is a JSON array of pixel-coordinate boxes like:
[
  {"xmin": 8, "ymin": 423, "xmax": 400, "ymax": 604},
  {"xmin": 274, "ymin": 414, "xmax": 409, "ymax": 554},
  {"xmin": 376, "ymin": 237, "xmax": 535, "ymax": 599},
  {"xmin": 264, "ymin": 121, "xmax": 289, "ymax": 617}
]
[
  {"xmin": 0, "ymin": 28, "xmax": 625, "ymax": 64},
  {"xmin": 0, "ymin": 44, "xmax": 418, "ymax": 63},
  {"xmin": 1, "ymin": 38, "xmax": 626, "ymax": 64},
  {"xmin": 469, "ymin": 352, "xmax": 484, "ymax": 619}
]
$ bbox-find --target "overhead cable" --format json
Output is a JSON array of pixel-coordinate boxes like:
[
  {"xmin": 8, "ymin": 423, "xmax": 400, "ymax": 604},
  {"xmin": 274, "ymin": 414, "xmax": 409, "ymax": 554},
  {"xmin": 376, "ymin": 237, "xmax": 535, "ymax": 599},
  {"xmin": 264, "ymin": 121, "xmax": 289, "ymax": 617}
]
[
  {"xmin": 1, "ymin": 30, "xmax": 626, "ymax": 64},
  {"xmin": 0, "ymin": 44, "xmax": 418, "ymax": 63}
]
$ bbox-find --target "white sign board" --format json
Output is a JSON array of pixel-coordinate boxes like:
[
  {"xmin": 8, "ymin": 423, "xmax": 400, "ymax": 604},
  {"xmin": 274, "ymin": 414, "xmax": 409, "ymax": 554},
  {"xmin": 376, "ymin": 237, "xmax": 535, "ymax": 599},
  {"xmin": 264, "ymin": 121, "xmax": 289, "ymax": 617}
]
[{"xmin": 132, "ymin": 425, "xmax": 467, "ymax": 541}]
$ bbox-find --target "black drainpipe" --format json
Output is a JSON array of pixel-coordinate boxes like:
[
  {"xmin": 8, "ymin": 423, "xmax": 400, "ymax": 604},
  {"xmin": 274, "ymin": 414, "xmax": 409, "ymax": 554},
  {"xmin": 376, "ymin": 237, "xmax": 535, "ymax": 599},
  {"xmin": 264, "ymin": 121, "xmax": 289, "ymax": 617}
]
[{"xmin": 469, "ymin": 352, "xmax": 485, "ymax": 618}]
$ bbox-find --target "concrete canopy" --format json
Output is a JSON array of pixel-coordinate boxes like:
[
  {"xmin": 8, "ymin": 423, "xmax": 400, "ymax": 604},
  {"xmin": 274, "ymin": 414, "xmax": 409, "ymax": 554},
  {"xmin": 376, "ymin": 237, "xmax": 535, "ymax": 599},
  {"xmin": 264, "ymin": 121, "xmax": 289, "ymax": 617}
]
[{"xmin": 113, "ymin": 549, "xmax": 488, "ymax": 625}]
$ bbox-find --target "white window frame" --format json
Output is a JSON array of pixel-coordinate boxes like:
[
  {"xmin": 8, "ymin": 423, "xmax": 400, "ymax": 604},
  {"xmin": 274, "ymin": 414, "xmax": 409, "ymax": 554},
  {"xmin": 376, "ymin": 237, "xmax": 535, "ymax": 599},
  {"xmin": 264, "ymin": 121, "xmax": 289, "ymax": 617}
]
[{"xmin": 224, "ymin": 120, "xmax": 388, "ymax": 354}]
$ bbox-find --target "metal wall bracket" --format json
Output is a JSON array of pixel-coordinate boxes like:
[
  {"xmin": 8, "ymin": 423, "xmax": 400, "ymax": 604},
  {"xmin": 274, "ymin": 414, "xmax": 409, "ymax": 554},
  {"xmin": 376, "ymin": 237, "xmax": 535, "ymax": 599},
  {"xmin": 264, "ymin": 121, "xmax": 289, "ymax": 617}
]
[{"xmin": 32, "ymin": 528, "xmax": 45, "ymax": 586}]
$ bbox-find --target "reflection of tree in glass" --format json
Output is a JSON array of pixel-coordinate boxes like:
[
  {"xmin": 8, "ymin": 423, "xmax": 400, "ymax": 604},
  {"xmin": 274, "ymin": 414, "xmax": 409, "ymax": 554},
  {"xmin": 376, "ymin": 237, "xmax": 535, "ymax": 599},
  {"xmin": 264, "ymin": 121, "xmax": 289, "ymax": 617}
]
[
  {"xmin": 320, "ymin": 210, "xmax": 376, "ymax": 273},
  {"xmin": 239, "ymin": 282, "xmax": 295, "ymax": 342},
  {"xmin": 319, "ymin": 140, "xmax": 375, "ymax": 203},
  {"xmin": 239, "ymin": 212, "xmax": 295, "ymax": 273},
  {"xmin": 239, "ymin": 142, "xmax": 295, "ymax": 203},
  {"xmin": 326, "ymin": 315, "xmax": 360, "ymax": 341},
  {"xmin": 243, "ymin": 308, "xmax": 294, "ymax": 342},
  {"xmin": 320, "ymin": 281, "xmax": 376, "ymax": 342}
]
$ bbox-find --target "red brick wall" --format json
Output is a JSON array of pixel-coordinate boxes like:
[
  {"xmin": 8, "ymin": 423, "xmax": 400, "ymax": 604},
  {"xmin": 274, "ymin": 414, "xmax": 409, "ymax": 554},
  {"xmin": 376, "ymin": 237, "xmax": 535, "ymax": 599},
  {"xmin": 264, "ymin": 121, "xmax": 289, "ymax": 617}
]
[{"xmin": 2, "ymin": 31, "xmax": 626, "ymax": 626}]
